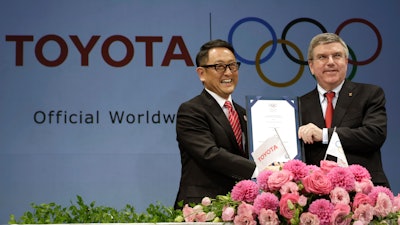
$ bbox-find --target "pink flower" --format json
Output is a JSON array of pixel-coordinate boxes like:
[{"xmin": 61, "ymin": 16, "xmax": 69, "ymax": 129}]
[
  {"xmin": 194, "ymin": 211, "xmax": 207, "ymax": 222},
  {"xmin": 279, "ymin": 181, "xmax": 299, "ymax": 195},
  {"xmin": 258, "ymin": 208, "xmax": 280, "ymax": 225},
  {"xmin": 354, "ymin": 178, "xmax": 374, "ymax": 194},
  {"xmin": 320, "ymin": 160, "xmax": 339, "ymax": 174},
  {"xmin": 302, "ymin": 170, "xmax": 332, "ymax": 195},
  {"xmin": 221, "ymin": 206, "xmax": 235, "ymax": 222},
  {"xmin": 257, "ymin": 170, "xmax": 273, "ymax": 192},
  {"xmin": 237, "ymin": 201, "xmax": 256, "ymax": 219},
  {"xmin": 279, "ymin": 193, "xmax": 299, "ymax": 220},
  {"xmin": 352, "ymin": 203, "xmax": 374, "ymax": 224},
  {"xmin": 392, "ymin": 194, "xmax": 400, "ymax": 212},
  {"xmin": 330, "ymin": 187, "xmax": 350, "ymax": 205},
  {"xmin": 368, "ymin": 186, "xmax": 394, "ymax": 205},
  {"xmin": 234, "ymin": 202, "xmax": 257, "ymax": 225},
  {"xmin": 353, "ymin": 193, "xmax": 373, "ymax": 209},
  {"xmin": 373, "ymin": 192, "xmax": 392, "ymax": 218},
  {"xmin": 298, "ymin": 195, "xmax": 308, "ymax": 207},
  {"xmin": 182, "ymin": 204, "xmax": 196, "ymax": 222},
  {"xmin": 231, "ymin": 180, "xmax": 259, "ymax": 203},
  {"xmin": 233, "ymin": 213, "xmax": 257, "ymax": 225},
  {"xmin": 326, "ymin": 167, "xmax": 355, "ymax": 192},
  {"xmin": 253, "ymin": 192, "xmax": 279, "ymax": 214},
  {"xmin": 306, "ymin": 165, "xmax": 320, "ymax": 174},
  {"xmin": 267, "ymin": 170, "xmax": 294, "ymax": 191},
  {"xmin": 299, "ymin": 212, "xmax": 320, "ymax": 225},
  {"xmin": 201, "ymin": 197, "xmax": 211, "ymax": 206},
  {"xmin": 348, "ymin": 164, "xmax": 371, "ymax": 182},
  {"xmin": 308, "ymin": 199, "xmax": 335, "ymax": 225},
  {"xmin": 331, "ymin": 203, "xmax": 351, "ymax": 225},
  {"xmin": 282, "ymin": 159, "xmax": 308, "ymax": 181}
]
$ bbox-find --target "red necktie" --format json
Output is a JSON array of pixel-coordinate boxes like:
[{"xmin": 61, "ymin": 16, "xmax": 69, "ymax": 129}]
[
  {"xmin": 324, "ymin": 91, "xmax": 335, "ymax": 128},
  {"xmin": 224, "ymin": 101, "xmax": 242, "ymax": 149}
]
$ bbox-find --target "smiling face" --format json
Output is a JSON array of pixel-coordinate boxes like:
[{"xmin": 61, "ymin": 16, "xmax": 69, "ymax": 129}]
[
  {"xmin": 308, "ymin": 42, "xmax": 348, "ymax": 91},
  {"xmin": 196, "ymin": 47, "xmax": 238, "ymax": 99}
]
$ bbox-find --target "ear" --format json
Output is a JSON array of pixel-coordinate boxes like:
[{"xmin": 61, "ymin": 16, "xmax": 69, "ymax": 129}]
[
  {"xmin": 196, "ymin": 67, "xmax": 206, "ymax": 82},
  {"xmin": 308, "ymin": 60, "xmax": 314, "ymax": 75}
]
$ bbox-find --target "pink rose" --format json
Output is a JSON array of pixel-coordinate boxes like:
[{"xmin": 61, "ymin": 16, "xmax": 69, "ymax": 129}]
[
  {"xmin": 279, "ymin": 193, "xmax": 299, "ymax": 220},
  {"xmin": 392, "ymin": 194, "xmax": 400, "ymax": 212},
  {"xmin": 258, "ymin": 208, "xmax": 280, "ymax": 225},
  {"xmin": 221, "ymin": 206, "xmax": 235, "ymax": 222},
  {"xmin": 302, "ymin": 170, "xmax": 333, "ymax": 195},
  {"xmin": 182, "ymin": 204, "xmax": 195, "ymax": 222},
  {"xmin": 373, "ymin": 192, "xmax": 392, "ymax": 218},
  {"xmin": 267, "ymin": 170, "xmax": 294, "ymax": 191},
  {"xmin": 353, "ymin": 193, "xmax": 373, "ymax": 209},
  {"xmin": 330, "ymin": 203, "xmax": 351, "ymax": 225},
  {"xmin": 352, "ymin": 203, "xmax": 374, "ymax": 224},
  {"xmin": 279, "ymin": 181, "xmax": 299, "ymax": 195},
  {"xmin": 299, "ymin": 212, "xmax": 320, "ymax": 225},
  {"xmin": 320, "ymin": 160, "xmax": 339, "ymax": 174},
  {"xmin": 330, "ymin": 187, "xmax": 350, "ymax": 205}
]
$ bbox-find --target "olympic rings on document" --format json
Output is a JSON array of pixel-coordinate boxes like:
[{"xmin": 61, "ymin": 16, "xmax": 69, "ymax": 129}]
[{"xmin": 255, "ymin": 39, "xmax": 304, "ymax": 87}]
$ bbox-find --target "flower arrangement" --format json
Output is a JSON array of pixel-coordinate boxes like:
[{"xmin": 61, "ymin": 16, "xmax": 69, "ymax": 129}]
[{"xmin": 177, "ymin": 160, "xmax": 400, "ymax": 225}]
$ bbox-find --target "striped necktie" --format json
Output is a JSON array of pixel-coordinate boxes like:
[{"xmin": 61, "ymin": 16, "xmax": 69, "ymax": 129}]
[{"xmin": 224, "ymin": 101, "xmax": 242, "ymax": 149}]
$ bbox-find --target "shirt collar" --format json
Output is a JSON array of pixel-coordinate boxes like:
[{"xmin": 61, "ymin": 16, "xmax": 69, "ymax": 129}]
[{"xmin": 205, "ymin": 88, "xmax": 232, "ymax": 108}]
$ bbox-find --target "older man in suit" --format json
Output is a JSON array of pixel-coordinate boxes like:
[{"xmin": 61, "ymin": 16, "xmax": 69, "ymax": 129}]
[
  {"xmin": 298, "ymin": 33, "xmax": 390, "ymax": 187},
  {"xmin": 174, "ymin": 39, "xmax": 256, "ymax": 208}
]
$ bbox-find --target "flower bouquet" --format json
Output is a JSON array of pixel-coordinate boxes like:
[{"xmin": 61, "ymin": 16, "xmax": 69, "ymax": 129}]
[{"xmin": 176, "ymin": 160, "xmax": 400, "ymax": 225}]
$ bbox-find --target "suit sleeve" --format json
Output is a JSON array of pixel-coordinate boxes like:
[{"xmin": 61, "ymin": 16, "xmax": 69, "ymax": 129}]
[
  {"xmin": 176, "ymin": 101, "xmax": 256, "ymax": 180},
  {"xmin": 336, "ymin": 85, "xmax": 387, "ymax": 153}
]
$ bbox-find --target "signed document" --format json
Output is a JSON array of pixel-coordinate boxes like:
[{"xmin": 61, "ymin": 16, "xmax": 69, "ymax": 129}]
[{"xmin": 246, "ymin": 96, "xmax": 301, "ymax": 170}]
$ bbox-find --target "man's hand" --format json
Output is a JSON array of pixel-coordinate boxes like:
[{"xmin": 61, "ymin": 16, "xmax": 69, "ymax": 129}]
[{"xmin": 298, "ymin": 123, "xmax": 323, "ymax": 144}]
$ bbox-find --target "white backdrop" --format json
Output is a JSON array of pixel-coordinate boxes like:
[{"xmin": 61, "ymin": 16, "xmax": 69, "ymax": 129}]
[{"xmin": 1, "ymin": 0, "xmax": 399, "ymax": 223}]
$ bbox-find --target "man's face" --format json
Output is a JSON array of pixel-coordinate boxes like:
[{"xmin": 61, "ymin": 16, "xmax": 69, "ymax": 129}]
[
  {"xmin": 308, "ymin": 42, "xmax": 348, "ymax": 91},
  {"xmin": 196, "ymin": 47, "xmax": 238, "ymax": 99}
]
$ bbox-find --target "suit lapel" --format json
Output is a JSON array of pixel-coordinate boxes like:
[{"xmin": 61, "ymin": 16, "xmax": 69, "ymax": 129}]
[{"xmin": 333, "ymin": 80, "xmax": 356, "ymax": 127}]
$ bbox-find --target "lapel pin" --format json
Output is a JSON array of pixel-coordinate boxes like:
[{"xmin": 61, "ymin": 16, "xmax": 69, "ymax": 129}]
[{"xmin": 349, "ymin": 92, "xmax": 353, "ymax": 97}]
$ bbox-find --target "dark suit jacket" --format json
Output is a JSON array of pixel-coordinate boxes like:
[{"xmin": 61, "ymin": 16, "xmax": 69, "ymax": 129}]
[
  {"xmin": 174, "ymin": 89, "xmax": 256, "ymax": 208},
  {"xmin": 300, "ymin": 80, "xmax": 390, "ymax": 187}
]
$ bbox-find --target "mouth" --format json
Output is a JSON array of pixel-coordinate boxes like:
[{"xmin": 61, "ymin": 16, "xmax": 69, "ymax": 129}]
[{"xmin": 221, "ymin": 79, "xmax": 233, "ymax": 84}]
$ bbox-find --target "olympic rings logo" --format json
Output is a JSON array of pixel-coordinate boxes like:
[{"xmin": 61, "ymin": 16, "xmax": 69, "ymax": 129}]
[{"xmin": 228, "ymin": 17, "xmax": 382, "ymax": 87}]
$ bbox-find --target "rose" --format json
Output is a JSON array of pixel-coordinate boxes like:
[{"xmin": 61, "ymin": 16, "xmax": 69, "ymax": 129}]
[
  {"xmin": 221, "ymin": 206, "xmax": 235, "ymax": 222},
  {"xmin": 279, "ymin": 193, "xmax": 299, "ymax": 220},
  {"xmin": 302, "ymin": 170, "xmax": 333, "ymax": 195},
  {"xmin": 267, "ymin": 170, "xmax": 294, "ymax": 191}
]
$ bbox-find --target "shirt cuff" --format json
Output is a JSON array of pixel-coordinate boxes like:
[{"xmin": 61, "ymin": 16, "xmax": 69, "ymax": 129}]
[{"xmin": 322, "ymin": 128, "xmax": 329, "ymax": 144}]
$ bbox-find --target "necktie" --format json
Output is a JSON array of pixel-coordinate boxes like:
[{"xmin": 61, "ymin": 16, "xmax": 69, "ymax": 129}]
[
  {"xmin": 224, "ymin": 101, "xmax": 242, "ymax": 149},
  {"xmin": 324, "ymin": 91, "xmax": 335, "ymax": 128}
]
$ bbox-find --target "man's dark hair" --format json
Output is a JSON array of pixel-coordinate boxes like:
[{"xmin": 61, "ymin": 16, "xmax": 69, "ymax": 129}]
[{"xmin": 195, "ymin": 39, "xmax": 235, "ymax": 67}]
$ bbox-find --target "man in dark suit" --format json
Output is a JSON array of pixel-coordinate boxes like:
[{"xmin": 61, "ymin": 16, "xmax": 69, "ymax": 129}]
[
  {"xmin": 298, "ymin": 33, "xmax": 390, "ymax": 187},
  {"xmin": 174, "ymin": 39, "xmax": 256, "ymax": 208}
]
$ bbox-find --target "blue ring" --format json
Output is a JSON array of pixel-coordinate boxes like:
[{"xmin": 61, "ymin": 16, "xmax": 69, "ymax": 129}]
[{"xmin": 228, "ymin": 17, "xmax": 277, "ymax": 65}]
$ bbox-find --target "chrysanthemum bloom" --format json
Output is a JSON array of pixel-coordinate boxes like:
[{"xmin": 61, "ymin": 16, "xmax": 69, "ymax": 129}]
[
  {"xmin": 368, "ymin": 186, "xmax": 394, "ymax": 205},
  {"xmin": 282, "ymin": 159, "xmax": 308, "ymax": 181},
  {"xmin": 257, "ymin": 170, "xmax": 273, "ymax": 192},
  {"xmin": 308, "ymin": 199, "xmax": 335, "ymax": 225},
  {"xmin": 330, "ymin": 187, "xmax": 350, "ymax": 205},
  {"xmin": 348, "ymin": 164, "xmax": 371, "ymax": 182},
  {"xmin": 258, "ymin": 208, "xmax": 280, "ymax": 225},
  {"xmin": 299, "ymin": 212, "xmax": 320, "ymax": 225},
  {"xmin": 267, "ymin": 169, "xmax": 294, "ymax": 191},
  {"xmin": 253, "ymin": 192, "xmax": 279, "ymax": 214},
  {"xmin": 302, "ymin": 170, "xmax": 332, "ymax": 195},
  {"xmin": 231, "ymin": 180, "xmax": 259, "ymax": 203},
  {"xmin": 326, "ymin": 167, "xmax": 355, "ymax": 192}
]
